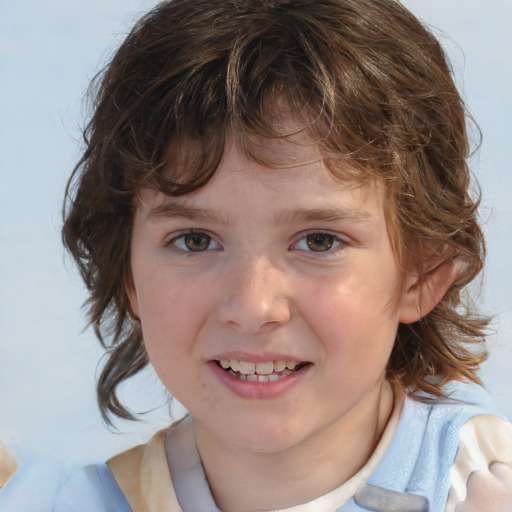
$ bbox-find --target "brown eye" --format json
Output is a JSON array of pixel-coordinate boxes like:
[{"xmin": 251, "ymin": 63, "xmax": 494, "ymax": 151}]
[
  {"xmin": 169, "ymin": 231, "xmax": 220, "ymax": 253},
  {"xmin": 305, "ymin": 233, "xmax": 335, "ymax": 252},
  {"xmin": 183, "ymin": 232, "xmax": 211, "ymax": 251}
]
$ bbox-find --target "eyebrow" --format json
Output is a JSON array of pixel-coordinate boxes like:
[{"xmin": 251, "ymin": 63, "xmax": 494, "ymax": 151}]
[
  {"xmin": 146, "ymin": 200, "xmax": 372, "ymax": 225},
  {"xmin": 146, "ymin": 201, "xmax": 228, "ymax": 224},
  {"xmin": 274, "ymin": 207, "xmax": 373, "ymax": 225}
]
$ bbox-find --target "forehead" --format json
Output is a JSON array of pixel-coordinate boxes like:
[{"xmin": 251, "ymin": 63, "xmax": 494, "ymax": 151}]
[{"xmin": 137, "ymin": 137, "xmax": 387, "ymax": 232}]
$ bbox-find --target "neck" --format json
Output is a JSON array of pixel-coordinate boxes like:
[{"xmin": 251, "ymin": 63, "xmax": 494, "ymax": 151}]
[{"xmin": 193, "ymin": 379, "xmax": 395, "ymax": 512}]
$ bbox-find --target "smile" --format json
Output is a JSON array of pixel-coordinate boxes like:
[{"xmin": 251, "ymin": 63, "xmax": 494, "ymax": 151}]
[{"xmin": 217, "ymin": 359, "xmax": 305, "ymax": 382}]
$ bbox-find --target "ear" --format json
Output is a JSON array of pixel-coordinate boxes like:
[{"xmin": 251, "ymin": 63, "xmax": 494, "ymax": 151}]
[{"xmin": 398, "ymin": 259, "xmax": 460, "ymax": 324}]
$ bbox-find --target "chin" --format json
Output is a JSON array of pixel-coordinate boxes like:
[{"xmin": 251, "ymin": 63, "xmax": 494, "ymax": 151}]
[
  {"xmin": 217, "ymin": 415, "xmax": 312, "ymax": 454},
  {"xmin": 228, "ymin": 434, "xmax": 300, "ymax": 454}
]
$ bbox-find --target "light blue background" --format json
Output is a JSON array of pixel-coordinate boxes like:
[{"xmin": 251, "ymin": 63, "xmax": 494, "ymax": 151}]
[{"xmin": 1, "ymin": 0, "xmax": 511, "ymax": 465}]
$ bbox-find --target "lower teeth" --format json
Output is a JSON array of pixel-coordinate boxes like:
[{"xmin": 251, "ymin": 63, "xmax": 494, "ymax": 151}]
[{"xmin": 228, "ymin": 368, "xmax": 294, "ymax": 382}]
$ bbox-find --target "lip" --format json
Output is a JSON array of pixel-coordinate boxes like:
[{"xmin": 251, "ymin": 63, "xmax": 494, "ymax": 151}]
[{"xmin": 207, "ymin": 359, "xmax": 311, "ymax": 399}]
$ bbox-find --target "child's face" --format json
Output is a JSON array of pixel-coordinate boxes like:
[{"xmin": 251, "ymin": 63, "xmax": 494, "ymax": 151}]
[{"xmin": 129, "ymin": 136, "xmax": 411, "ymax": 454}]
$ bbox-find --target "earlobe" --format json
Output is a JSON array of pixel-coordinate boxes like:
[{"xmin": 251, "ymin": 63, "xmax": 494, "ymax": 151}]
[{"xmin": 398, "ymin": 259, "xmax": 460, "ymax": 324}]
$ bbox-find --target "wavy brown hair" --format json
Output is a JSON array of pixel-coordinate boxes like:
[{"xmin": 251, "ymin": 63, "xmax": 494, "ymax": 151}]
[{"xmin": 63, "ymin": 0, "xmax": 488, "ymax": 423}]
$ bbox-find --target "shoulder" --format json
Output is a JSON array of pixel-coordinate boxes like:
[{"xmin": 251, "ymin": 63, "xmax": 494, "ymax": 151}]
[
  {"xmin": 446, "ymin": 414, "xmax": 512, "ymax": 512},
  {"xmin": 107, "ymin": 426, "xmax": 183, "ymax": 512},
  {"xmin": 0, "ymin": 426, "xmax": 177, "ymax": 512},
  {"xmin": 404, "ymin": 382, "xmax": 502, "ymax": 444},
  {"xmin": 367, "ymin": 384, "xmax": 510, "ymax": 510},
  {"xmin": 54, "ymin": 463, "xmax": 131, "ymax": 512},
  {"xmin": 405, "ymin": 386, "xmax": 511, "ymax": 475},
  {"xmin": 0, "ymin": 455, "xmax": 130, "ymax": 512},
  {"xmin": 456, "ymin": 414, "xmax": 512, "ymax": 467},
  {"xmin": 0, "ymin": 455, "xmax": 66, "ymax": 511},
  {"xmin": 405, "ymin": 391, "xmax": 512, "ymax": 511}
]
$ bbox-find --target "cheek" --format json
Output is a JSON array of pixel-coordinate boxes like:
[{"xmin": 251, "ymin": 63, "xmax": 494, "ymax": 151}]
[
  {"xmin": 137, "ymin": 288, "xmax": 200, "ymax": 401},
  {"xmin": 134, "ymin": 271, "xmax": 217, "ymax": 371},
  {"xmin": 302, "ymin": 275, "xmax": 399, "ymax": 364},
  {"xmin": 133, "ymin": 277, "xmax": 192, "ymax": 358},
  {"xmin": 135, "ymin": 267, "xmax": 202, "ymax": 323}
]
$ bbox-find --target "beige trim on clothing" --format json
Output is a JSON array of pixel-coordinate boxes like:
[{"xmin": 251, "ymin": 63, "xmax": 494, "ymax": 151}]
[{"xmin": 107, "ymin": 428, "xmax": 183, "ymax": 512}]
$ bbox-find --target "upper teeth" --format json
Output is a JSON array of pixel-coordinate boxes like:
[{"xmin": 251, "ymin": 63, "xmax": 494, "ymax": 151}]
[{"xmin": 219, "ymin": 359, "xmax": 299, "ymax": 375}]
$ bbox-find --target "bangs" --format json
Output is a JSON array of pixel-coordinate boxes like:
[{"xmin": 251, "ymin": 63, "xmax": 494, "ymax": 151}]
[{"xmin": 96, "ymin": 0, "xmax": 397, "ymax": 200}]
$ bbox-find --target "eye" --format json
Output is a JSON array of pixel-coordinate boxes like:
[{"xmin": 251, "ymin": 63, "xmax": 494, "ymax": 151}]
[
  {"xmin": 293, "ymin": 232, "xmax": 343, "ymax": 253},
  {"xmin": 168, "ymin": 231, "xmax": 220, "ymax": 252}
]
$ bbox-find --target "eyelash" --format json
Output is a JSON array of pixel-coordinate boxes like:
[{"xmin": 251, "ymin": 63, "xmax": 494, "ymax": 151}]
[
  {"xmin": 165, "ymin": 230, "xmax": 347, "ymax": 256},
  {"xmin": 290, "ymin": 231, "xmax": 346, "ymax": 255},
  {"xmin": 165, "ymin": 230, "xmax": 221, "ymax": 253}
]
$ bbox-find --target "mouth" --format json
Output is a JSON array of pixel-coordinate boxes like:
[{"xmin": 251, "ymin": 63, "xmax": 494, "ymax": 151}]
[{"xmin": 215, "ymin": 358, "xmax": 308, "ymax": 382}]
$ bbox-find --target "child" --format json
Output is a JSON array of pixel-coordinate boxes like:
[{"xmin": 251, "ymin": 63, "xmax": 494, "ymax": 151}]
[{"xmin": 5, "ymin": 0, "xmax": 512, "ymax": 510}]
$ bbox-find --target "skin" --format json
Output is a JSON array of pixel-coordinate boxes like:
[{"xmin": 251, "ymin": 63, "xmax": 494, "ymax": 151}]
[{"xmin": 129, "ymin": 136, "xmax": 446, "ymax": 511}]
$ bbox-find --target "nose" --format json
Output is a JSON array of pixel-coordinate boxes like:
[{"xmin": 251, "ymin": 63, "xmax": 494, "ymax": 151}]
[{"xmin": 216, "ymin": 255, "xmax": 291, "ymax": 333}]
